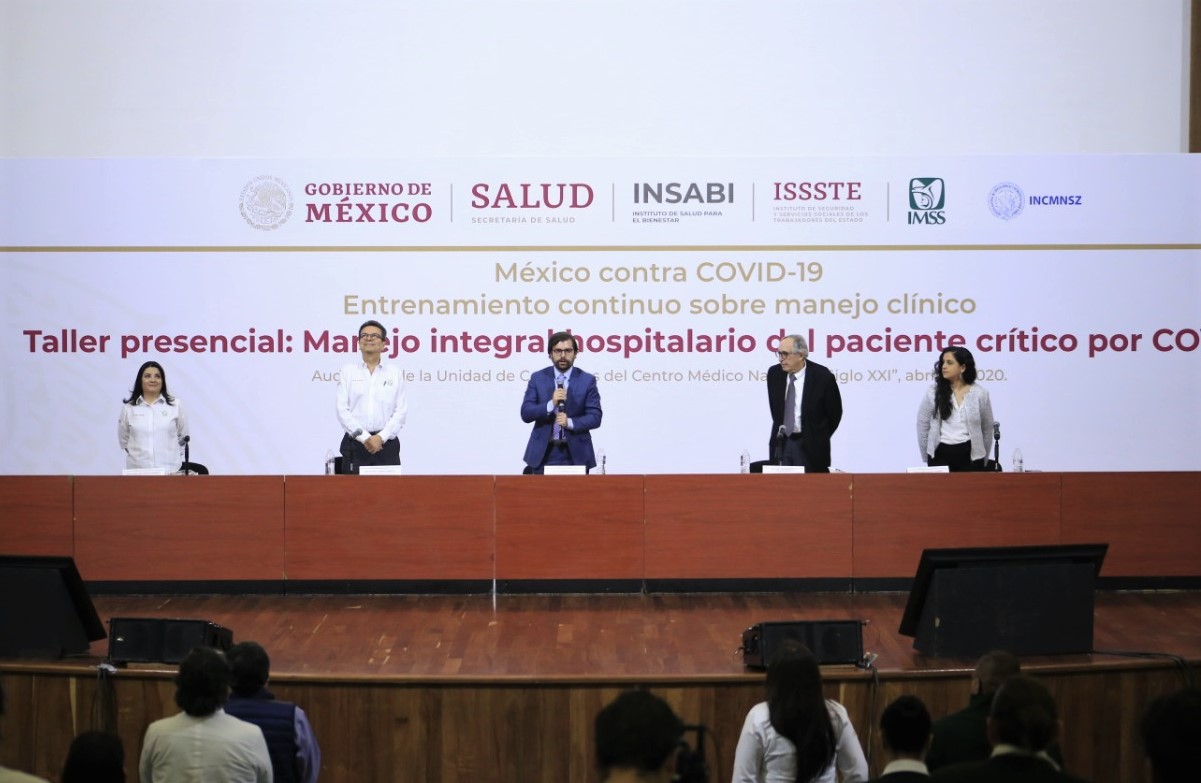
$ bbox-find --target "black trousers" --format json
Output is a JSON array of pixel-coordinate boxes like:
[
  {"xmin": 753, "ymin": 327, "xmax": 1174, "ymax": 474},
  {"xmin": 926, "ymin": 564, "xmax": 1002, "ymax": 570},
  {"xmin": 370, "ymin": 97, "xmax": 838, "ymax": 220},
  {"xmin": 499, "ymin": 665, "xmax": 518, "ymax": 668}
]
[
  {"xmin": 929, "ymin": 440, "xmax": 978, "ymax": 472},
  {"xmin": 339, "ymin": 432, "xmax": 400, "ymax": 474}
]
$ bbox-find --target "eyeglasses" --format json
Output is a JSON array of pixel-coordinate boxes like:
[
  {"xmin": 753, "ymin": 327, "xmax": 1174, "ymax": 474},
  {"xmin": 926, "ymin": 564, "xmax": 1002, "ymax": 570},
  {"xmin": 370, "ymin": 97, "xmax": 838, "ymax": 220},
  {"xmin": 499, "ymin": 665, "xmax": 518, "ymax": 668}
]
[
  {"xmin": 551, "ymin": 348, "xmax": 576, "ymax": 357},
  {"xmin": 776, "ymin": 350, "xmax": 801, "ymax": 358},
  {"xmin": 359, "ymin": 333, "xmax": 385, "ymax": 342}
]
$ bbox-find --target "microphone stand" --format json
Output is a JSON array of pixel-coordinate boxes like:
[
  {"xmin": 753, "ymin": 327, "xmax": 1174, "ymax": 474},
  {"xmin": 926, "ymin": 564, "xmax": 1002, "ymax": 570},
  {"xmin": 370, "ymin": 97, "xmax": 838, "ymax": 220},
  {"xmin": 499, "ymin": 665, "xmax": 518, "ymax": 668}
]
[{"xmin": 773, "ymin": 426, "xmax": 786, "ymax": 466}]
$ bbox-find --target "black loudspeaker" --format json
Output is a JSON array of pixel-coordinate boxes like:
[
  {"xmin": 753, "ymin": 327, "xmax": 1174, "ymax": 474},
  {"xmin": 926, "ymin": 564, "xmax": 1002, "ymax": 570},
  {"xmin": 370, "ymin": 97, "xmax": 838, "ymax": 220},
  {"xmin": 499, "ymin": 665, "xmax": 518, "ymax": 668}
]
[
  {"xmin": 913, "ymin": 563, "xmax": 1096, "ymax": 657},
  {"xmin": 0, "ymin": 556, "xmax": 106, "ymax": 659},
  {"xmin": 108, "ymin": 618, "xmax": 233, "ymax": 664},
  {"xmin": 741, "ymin": 620, "xmax": 863, "ymax": 668}
]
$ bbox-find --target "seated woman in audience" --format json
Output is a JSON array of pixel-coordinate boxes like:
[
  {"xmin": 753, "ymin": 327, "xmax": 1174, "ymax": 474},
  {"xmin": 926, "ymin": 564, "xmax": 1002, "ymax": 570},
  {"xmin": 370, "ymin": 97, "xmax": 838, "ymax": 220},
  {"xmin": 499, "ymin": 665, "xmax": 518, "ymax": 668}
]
[{"xmin": 732, "ymin": 640, "xmax": 869, "ymax": 783}]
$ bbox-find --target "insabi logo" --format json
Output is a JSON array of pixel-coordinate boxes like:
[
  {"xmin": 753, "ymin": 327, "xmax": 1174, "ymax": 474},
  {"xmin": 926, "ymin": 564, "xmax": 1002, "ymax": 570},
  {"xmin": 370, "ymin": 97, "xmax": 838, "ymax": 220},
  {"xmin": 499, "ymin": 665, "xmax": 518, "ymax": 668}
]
[
  {"xmin": 988, "ymin": 182, "xmax": 1025, "ymax": 221},
  {"xmin": 239, "ymin": 175, "xmax": 294, "ymax": 231},
  {"xmin": 907, "ymin": 178, "xmax": 946, "ymax": 225}
]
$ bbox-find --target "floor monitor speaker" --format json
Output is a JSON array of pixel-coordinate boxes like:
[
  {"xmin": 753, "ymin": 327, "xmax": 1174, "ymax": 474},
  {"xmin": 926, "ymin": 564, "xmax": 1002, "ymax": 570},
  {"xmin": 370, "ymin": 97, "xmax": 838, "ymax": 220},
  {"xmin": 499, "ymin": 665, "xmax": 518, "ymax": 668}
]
[{"xmin": 741, "ymin": 620, "xmax": 863, "ymax": 668}]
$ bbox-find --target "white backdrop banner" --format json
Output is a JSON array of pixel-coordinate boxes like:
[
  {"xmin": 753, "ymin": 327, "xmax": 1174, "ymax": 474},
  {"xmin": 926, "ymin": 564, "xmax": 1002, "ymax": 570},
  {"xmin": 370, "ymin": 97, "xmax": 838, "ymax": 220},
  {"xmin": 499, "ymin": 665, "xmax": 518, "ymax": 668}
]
[{"xmin": 2, "ymin": 156, "xmax": 1199, "ymax": 474}]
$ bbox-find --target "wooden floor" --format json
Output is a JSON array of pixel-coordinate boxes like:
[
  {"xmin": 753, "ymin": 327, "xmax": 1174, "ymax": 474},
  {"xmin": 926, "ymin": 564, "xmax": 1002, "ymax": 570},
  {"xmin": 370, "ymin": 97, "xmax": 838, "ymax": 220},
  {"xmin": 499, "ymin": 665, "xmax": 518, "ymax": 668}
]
[
  {"xmin": 3, "ymin": 590, "xmax": 1200, "ymax": 783},
  {"xmin": 74, "ymin": 589, "xmax": 1201, "ymax": 680}
]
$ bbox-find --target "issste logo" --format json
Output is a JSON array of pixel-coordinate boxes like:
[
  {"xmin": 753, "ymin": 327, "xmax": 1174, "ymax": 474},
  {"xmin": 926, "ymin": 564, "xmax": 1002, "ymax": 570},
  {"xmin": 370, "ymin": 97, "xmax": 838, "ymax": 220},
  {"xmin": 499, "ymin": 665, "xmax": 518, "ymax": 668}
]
[{"xmin": 239, "ymin": 175, "xmax": 294, "ymax": 231}]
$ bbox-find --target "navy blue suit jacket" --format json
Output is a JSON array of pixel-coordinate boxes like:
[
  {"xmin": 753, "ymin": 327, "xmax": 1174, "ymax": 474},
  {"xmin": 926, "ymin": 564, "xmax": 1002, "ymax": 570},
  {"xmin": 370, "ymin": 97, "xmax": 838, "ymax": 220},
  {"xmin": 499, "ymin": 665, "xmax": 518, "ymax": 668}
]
[{"xmin": 521, "ymin": 365, "xmax": 602, "ymax": 470}]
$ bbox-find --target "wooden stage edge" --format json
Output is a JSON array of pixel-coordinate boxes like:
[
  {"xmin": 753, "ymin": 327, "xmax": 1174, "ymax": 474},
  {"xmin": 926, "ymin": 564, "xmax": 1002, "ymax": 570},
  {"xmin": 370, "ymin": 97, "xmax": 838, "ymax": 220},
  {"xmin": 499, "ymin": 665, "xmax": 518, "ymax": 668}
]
[{"xmin": 2, "ymin": 592, "xmax": 1199, "ymax": 783}]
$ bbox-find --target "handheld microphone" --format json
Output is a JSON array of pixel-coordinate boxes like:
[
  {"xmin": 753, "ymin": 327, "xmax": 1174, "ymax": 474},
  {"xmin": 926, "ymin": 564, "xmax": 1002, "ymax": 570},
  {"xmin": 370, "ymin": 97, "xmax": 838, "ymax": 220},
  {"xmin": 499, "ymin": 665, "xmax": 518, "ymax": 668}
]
[{"xmin": 555, "ymin": 381, "xmax": 567, "ymax": 440}]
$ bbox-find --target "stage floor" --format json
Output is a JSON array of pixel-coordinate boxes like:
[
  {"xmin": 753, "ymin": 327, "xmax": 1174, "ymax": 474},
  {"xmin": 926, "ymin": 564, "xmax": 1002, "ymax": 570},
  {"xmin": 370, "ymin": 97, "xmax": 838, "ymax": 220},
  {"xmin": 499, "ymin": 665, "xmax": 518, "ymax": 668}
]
[{"xmin": 79, "ymin": 589, "xmax": 1201, "ymax": 680}]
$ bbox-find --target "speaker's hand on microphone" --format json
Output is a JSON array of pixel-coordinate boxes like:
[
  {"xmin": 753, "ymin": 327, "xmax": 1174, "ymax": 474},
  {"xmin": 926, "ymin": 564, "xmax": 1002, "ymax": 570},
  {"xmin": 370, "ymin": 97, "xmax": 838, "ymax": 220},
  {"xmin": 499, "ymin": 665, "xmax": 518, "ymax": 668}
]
[
  {"xmin": 552, "ymin": 387, "xmax": 567, "ymax": 406},
  {"xmin": 555, "ymin": 412, "xmax": 568, "ymax": 429}
]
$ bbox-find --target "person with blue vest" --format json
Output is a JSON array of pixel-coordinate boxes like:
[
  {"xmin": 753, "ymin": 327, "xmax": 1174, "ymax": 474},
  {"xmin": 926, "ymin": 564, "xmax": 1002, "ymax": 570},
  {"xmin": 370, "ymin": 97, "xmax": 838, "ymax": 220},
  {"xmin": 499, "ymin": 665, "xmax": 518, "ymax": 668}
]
[{"xmin": 224, "ymin": 641, "xmax": 321, "ymax": 783}]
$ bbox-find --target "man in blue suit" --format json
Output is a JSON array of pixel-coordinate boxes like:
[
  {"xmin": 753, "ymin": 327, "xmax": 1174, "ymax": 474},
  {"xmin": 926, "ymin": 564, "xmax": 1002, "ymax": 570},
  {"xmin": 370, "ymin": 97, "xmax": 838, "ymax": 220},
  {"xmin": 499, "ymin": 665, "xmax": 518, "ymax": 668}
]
[{"xmin": 521, "ymin": 331, "xmax": 602, "ymax": 473}]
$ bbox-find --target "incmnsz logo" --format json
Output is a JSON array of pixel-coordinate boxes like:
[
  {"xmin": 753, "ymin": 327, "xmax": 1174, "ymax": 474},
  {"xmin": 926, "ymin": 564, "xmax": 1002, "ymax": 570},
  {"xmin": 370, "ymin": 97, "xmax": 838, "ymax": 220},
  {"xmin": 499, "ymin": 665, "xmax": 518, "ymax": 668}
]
[
  {"xmin": 988, "ymin": 182, "xmax": 1025, "ymax": 221},
  {"xmin": 239, "ymin": 175, "xmax": 294, "ymax": 231},
  {"xmin": 907, "ymin": 177, "xmax": 945, "ymax": 225}
]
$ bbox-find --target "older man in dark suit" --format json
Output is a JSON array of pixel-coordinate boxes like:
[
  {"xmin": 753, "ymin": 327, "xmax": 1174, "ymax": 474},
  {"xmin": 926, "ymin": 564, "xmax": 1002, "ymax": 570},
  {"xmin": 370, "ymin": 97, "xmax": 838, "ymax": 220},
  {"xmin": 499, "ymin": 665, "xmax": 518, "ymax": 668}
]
[{"xmin": 767, "ymin": 333, "xmax": 843, "ymax": 472}]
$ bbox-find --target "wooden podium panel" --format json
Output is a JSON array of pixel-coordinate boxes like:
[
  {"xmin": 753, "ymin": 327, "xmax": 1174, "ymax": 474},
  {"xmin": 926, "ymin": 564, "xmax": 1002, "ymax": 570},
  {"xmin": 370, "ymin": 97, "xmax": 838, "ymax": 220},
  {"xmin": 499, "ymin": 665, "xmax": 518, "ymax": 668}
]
[
  {"xmin": 494, "ymin": 476, "xmax": 644, "ymax": 580},
  {"xmin": 0, "ymin": 476, "xmax": 74, "ymax": 557},
  {"xmin": 73, "ymin": 476, "xmax": 284, "ymax": 581},
  {"xmin": 285, "ymin": 476, "xmax": 495, "ymax": 580},
  {"xmin": 644, "ymin": 474, "xmax": 853, "ymax": 579},
  {"xmin": 1061, "ymin": 472, "xmax": 1201, "ymax": 576},
  {"xmin": 852, "ymin": 473, "xmax": 1062, "ymax": 578}
]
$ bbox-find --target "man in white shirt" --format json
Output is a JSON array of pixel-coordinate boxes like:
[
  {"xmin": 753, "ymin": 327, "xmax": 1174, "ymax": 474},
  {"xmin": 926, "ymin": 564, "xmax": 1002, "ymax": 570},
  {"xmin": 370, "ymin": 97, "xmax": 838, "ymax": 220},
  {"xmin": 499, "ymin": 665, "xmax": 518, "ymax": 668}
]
[
  {"xmin": 335, "ymin": 319, "xmax": 407, "ymax": 473},
  {"xmin": 139, "ymin": 647, "xmax": 272, "ymax": 783}
]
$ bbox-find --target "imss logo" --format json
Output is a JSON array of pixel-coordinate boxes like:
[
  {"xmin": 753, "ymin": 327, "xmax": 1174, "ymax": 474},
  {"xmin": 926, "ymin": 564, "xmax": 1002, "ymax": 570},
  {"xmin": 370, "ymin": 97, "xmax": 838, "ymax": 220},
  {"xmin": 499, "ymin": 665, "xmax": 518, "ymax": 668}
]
[{"xmin": 907, "ymin": 178, "xmax": 945, "ymax": 225}]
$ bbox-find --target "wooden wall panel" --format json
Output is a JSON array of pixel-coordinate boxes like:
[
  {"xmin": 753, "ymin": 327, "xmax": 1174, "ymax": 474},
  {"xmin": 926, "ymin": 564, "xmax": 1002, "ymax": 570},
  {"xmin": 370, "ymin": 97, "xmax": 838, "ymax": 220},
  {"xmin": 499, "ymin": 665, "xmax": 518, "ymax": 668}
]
[
  {"xmin": 1061, "ymin": 472, "xmax": 1201, "ymax": 576},
  {"xmin": 285, "ymin": 476, "xmax": 495, "ymax": 580},
  {"xmin": 72, "ymin": 476, "xmax": 284, "ymax": 581},
  {"xmin": 852, "ymin": 473, "xmax": 1062, "ymax": 578},
  {"xmin": 1, "ymin": 663, "xmax": 1182, "ymax": 783},
  {"xmin": 494, "ymin": 476, "xmax": 644, "ymax": 580},
  {"xmin": 644, "ymin": 475, "xmax": 854, "ymax": 579},
  {"xmin": 0, "ymin": 476, "xmax": 74, "ymax": 556}
]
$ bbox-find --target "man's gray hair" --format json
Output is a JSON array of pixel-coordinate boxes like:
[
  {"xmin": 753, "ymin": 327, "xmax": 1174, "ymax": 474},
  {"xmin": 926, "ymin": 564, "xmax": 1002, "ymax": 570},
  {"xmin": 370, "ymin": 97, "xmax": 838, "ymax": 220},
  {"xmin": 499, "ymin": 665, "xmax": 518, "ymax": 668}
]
[{"xmin": 784, "ymin": 334, "xmax": 808, "ymax": 357}]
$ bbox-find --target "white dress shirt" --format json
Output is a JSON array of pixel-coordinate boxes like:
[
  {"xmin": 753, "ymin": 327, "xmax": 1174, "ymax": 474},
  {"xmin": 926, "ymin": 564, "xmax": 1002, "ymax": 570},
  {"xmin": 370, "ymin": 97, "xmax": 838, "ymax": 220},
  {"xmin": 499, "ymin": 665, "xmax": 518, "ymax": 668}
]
[
  {"xmin": 139, "ymin": 709, "xmax": 272, "ymax": 783},
  {"xmin": 732, "ymin": 699, "xmax": 869, "ymax": 783},
  {"xmin": 118, "ymin": 395, "xmax": 188, "ymax": 470},
  {"xmin": 336, "ymin": 360, "xmax": 407, "ymax": 442}
]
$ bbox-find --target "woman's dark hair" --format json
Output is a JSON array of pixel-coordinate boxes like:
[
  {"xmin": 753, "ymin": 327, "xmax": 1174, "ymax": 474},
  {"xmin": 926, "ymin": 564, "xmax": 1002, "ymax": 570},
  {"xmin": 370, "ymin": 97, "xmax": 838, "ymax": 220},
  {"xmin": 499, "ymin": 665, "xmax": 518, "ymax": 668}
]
[
  {"xmin": 123, "ymin": 360, "xmax": 175, "ymax": 405},
  {"xmin": 62, "ymin": 730, "xmax": 125, "ymax": 783},
  {"xmin": 766, "ymin": 641, "xmax": 836, "ymax": 783},
  {"xmin": 932, "ymin": 346, "xmax": 977, "ymax": 421}
]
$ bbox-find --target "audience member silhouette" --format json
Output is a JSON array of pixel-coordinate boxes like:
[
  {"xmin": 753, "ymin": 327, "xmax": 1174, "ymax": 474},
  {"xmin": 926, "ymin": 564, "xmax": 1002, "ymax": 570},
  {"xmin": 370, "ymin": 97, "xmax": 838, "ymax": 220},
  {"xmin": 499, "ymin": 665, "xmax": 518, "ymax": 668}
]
[
  {"xmin": 732, "ymin": 640, "xmax": 869, "ymax": 783},
  {"xmin": 62, "ymin": 730, "xmax": 125, "ymax": 783},
  {"xmin": 872, "ymin": 695, "xmax": 932, "ymax": 781},
  {"xmin": 926, "ymin": 651, "xmax": 1020, "ymax": 771},
  {"xmin": 224, "ymin": 641, "xmax": 321, "ymax": 783},
  {"xmin": 930, "ymin": 674, "xmax": 1085, "ymax": 783},
  {"xmin": 594, "ymin": 689, "xmax": 684, "ymax": 783},
  {"xmin": 139, "ymin": 647, "xmax": 271, "ymax": 783},
  {"xmin": 1141, "ymin": 687, "xmax": 1201, "ymax": 783}
]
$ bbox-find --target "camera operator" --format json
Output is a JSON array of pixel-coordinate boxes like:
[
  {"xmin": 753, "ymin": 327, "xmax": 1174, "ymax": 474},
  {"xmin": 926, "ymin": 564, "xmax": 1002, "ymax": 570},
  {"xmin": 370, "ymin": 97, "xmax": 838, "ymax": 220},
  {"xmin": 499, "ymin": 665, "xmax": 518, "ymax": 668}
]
[{"xmin": 595, "ymin": 689, "xmax": 707, "ymax": 783}]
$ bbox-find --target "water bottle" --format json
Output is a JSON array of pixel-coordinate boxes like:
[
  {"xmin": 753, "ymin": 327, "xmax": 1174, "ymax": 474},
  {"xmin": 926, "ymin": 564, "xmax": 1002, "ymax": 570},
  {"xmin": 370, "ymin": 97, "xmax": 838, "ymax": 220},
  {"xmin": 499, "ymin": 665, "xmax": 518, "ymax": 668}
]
[
  {"xmin": 740, "ymin": 450, "xmax": 751, "ymax": 474},
  {"xmin": 596, "ymin": 449, "xmax": 607, "ymax": 475},
  {"xmin": 324, "ymin": 450, "xmax": 336, "ymax": 475},
  {"xmin": 1012, "ymin": 448, "xmax": 1024, "ymax": 473}
]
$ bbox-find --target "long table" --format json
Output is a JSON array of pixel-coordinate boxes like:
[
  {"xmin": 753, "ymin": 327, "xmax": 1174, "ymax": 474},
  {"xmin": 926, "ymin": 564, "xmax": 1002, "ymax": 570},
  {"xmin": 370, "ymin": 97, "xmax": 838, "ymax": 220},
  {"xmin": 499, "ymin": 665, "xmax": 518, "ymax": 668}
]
[{"xmin": 2, "ymin": 472, "xmax": 1198, "ymax": 590}]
